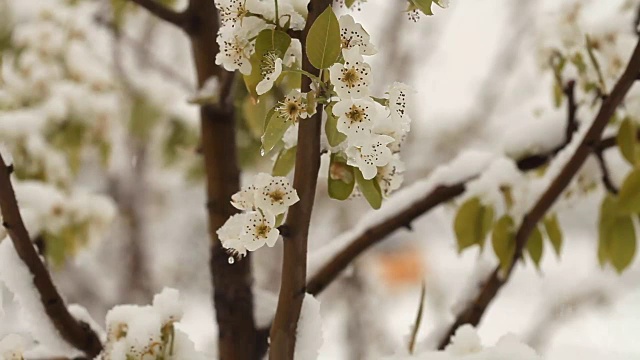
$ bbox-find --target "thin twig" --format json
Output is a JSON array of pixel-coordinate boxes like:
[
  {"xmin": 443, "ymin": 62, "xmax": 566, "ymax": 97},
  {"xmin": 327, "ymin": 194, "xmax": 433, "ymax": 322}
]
[
  {"xmin": 269, "ymin": 1, "xmax": 331, "ymax": 358},
  {"xmin": 408, "ymin": 280, "xmax": 427, "ymax": 354},
  {"xmin": 436, "ymin": 37, "xmax": 640, "ymax": 350},
  {"xmin": 0, "ymin": 155, "xmax": 102, "ymax": 357},
  {"xmin": 564, "ymin": 80, "xmax": 578, "ymax": 144},
  {"xmin": 594, "ymin": 148, "xmax": 619, "ymax": 194},
  {"xmin": 128, "ymin": 0, "xmax": 187, "ymax": 28}
]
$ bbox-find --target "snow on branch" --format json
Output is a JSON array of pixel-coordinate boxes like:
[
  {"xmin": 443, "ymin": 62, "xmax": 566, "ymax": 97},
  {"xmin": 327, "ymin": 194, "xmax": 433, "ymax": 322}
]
[
  {"xmin": 0, "ymin": 153, "xmax": 102, "ymax": 358},
  {"xmin": 435, "ymin": 37, "xmax": 640, "ymax": 350},
  {"xmin": 306, "ymin": 115, "xmax": 632, "ymax": 297}
]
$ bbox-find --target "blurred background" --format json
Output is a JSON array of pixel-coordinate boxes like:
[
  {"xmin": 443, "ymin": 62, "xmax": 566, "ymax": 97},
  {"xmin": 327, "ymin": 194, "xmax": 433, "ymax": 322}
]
[{"xmin": 1, "ymin": 0, "xmax": 640, "ymax": 359}]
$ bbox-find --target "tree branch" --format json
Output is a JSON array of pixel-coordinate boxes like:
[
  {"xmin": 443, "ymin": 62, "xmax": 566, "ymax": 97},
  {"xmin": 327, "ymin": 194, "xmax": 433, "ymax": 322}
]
[
  {"xmin": 594, "ymin": 148, "xmax": 619, "ymax": 194},
  {"xmin": 564, "ymin": 80, "xmax": 578, "ymax": 144},
  {"xmin": 127, "ymin": 0, "xmax": 187, "ymax": 28},
  {"xmin": 269, "ymin": 0, "xmax": 331, "ymax": 358},
  {"xmin": 0, "ymin": 155, "xmax": 102, "ymax": 358},
  {"xmin": 436, "ymin": 38, "xmax": 640, "ymax": 350},
  {"xmin": 181, "ymin": 1, "xmax": 260, "ymax": 359},
  {"xmin": 307, "ymin": 183, "xmax": 466, "ymax": 295}
]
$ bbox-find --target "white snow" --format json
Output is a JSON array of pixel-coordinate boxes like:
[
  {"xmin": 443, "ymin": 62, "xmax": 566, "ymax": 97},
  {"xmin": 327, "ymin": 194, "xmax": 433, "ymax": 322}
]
[
  {"xmin": 385, "ymin": 325, "xmax": 541, "ymax": 360},
  {"xmin": 308, "ymin": 150, "xmax": 494, "ymax": 278},
  {"xmin": 294, "ymin": 293, "xmax": 324, "ymax": 360},
  {"xmin": 0, "ymin": 241, "xmax": 77, "ymax": 356}
]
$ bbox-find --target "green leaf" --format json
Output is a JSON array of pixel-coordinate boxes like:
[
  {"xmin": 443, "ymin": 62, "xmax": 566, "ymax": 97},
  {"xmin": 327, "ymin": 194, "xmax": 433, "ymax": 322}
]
[
  {"xmin": 411, "ymin": 0, "xmax": 435, "ymax": 15},
  {"xmin": 275, "ymin": 213, "xmax": 285, "ymax": 227},
  {"xmin": 598, "ymin": 194, "xmax": 622, "ymax": 267},
  {"xmin": 324, "ymin": 103, "xmax": 347, "ymax": 147},
  {"xmin": 543, "ymin": 215, "xmax": 563, "ymax": 258},
  {"xmin": 305, "ymin": 6, "xmax": 341, "ymax": 69},
  {"xmin": 328, "ymin": 154, "xmax": 355, "ymax": 200},
  {"xmin": 492, "ymin": 215, "xmax": 515, "ymax": 274},
  {"xmin": 453, "ymin": 198, "xmax": 494, "ymax": 253},
  {"xmin": 345, "ymin": 0, "xmax": 356, "ymax": 8},
  {"xmin": 355, "ymin": 168, "xmax": 382, "ymax": 209},
  {"xmin": 272, "ymin": 146, "xmax": 297, "ymax": 176},
  {"xmin": 616, "ymin": 117, "xmax": 637, "ymax": 165},
  {"xmin": 261, "ymin": 112, "xmax": 292, "ymax": 155},
  {"xmin": 553, "ymin": 82, "xmax": 563, "ymax": 108},
  {"xmin": 263, "ymin": 105, "xmax": 278, "ymax": 132},
  {"xmin": 526, "ymin": 226, "xmax": 544, "ymax": 269},
  {"xmin": 617, "ymin": 168, "xmax": 640, "ymax": 214},
  {"xmin": 243, "ymin": 29, "xmax": 291, "ymax": 98},
  {"xmin": 570, "ymin": 52, "xmax": 587, "ymax": 75},
  {"xmin": 607, "ymin": 215, "xmax": 636, "ymax": 273}
]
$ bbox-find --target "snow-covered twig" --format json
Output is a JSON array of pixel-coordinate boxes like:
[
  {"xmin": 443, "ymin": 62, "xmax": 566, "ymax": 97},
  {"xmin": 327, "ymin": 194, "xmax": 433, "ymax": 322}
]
[
  {"xmin": 0, "ymin": 154, "xmax": 102, "ymax": 358},
  {"xmin": 436, "ymin": 37, "xmax": 640, "ymax": 350}
]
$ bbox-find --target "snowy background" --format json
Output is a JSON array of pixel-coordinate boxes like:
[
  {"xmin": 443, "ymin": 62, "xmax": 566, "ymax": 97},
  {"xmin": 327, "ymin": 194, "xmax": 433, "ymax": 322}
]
[{"xmin": 1, "ymin": 0, "xmax": 640, "ymax": 359}]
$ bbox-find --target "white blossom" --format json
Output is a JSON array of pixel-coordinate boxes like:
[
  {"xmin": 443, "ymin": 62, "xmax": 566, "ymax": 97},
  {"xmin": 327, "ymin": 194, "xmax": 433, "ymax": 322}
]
[
  {"xmin": 346, "ymin": 134, "xmax": 394, "ymax": 179},
  {"xmin": 283, "ymin": 122, "xmax": 299, "ymax": 149},
  {"xmin": 377, "ymin": 154, "xmax": 405, "ymax": 196},
  {"xmin": 329, "ymin": 46, "xmax": 372, "ymax": 99},
  {"xmin": 256, "ymin": 54, "xmax": 283, "ymax": 96},
  {"xmin": 254, "ymin": 175, "xmax": 300, "ymax": 215},
  {"xmin": 0, "ymin": 334, "xmax": 28, "ymax": 360},
  {"xmin": 215, "ymin": 26, "xmax": 257, "ymax": 75},
  {"xmin": 240, "ymin": 211, "xmax": 280, "ymax": 251},
  {"xmin": 277, "ymin": 90, "xmax": 310, "ymax": 123},
  {"xmin": 387, "ymin": 82, "xmax": 413, "ymax": 132},
  {"xmin": 231, "ymin": 173, "xmax": 271, "ymax": 211},
  {"xmin": 284, "ymin": 38, "xmax": 302, "ymax": 66},
  {"xmin": 333, "ymin": 98, "xmax": 377, "ymax": 143},
  {"xmin": 217, "ymin": 212, "xmax": 251, "ymax": 257},
  {"xmin": 215, "ymin": 0, "xmax": 267, "ymax": 29},
  {"xmin": 338, "ymin": 15, "xmax": 377, "ymax": 55}
]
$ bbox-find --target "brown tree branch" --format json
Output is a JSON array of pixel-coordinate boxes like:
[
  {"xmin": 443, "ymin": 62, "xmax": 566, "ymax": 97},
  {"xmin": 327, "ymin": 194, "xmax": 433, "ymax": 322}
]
[
  {"xmin": 564, "ymin": 80, "xmax": 578, "ymax": 143},
  {"xmin": 0, "ymin": 155, "xmax": 102, "ymax": 358},
  {"xmin": 307, "ymin": 183, "xmax": 466, "ymax": 295},
  {"xmin": 128, "ymin": 0, "xmax": 187, "ymax": 28},
  {"xmin": 305, "ymin": 129, "xmax": 626, "ymax": 297},
  {"xmin": 180, "ymin": 0, "xmax": 260, "ymax": 359},
  {"xmin": 306, "ymin": 101, "xmax": 640, "ymax": 299},
  {"xmin": 125, "ymin": 0, "xmax": 260, "ymax": 357},
  {"xmin": 436, "ymin": 38, "xmax": 640, "ymax": 350},
  {"xmin": 594, "ymin": 148, "xmax": 619, "ymax": 194},
  {"xmin": 269, "ymin": 1, "xmax": 331, "ymax": 358}
]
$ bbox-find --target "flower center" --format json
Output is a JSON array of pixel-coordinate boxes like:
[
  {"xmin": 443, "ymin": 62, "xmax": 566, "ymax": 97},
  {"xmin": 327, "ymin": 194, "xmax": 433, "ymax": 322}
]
[
  {"xmin": 279, "ymin": 98, "xmax": 304, "ymax": 122},
  {"xmin": 269, "ymin": 189, "xmax": 285, "ymax": 203},
  {"xmin": 261, "ymin": 52, "xmax": 279, "ymax": 77},
  {"xmin": 256, "ymin": 224, "xmax": 270, "ymax": 238},
  {"xmin": 341, "ymin": 68, "xmax": 360, "ymax": 88},
  {"xmin": 346, "ymin": 105, "xmax": 365, "ymax": 123}
]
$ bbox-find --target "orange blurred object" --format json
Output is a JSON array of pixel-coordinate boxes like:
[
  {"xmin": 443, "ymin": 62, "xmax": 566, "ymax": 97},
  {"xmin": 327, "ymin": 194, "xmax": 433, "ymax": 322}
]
[{"xmin": 376, "ymin": 246, "xmax": 425, "ymax": 288}]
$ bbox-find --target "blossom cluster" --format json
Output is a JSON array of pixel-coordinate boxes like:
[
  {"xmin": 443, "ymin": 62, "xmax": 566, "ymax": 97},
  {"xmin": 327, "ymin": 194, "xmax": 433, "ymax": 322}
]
[
  {"xmin": 100, "ymin": 288, "xmax": 204, "ymax": 360},
  {"xmin": 213, "ymin": 2, "xmax": 415, "ymax": 244},
  {"xmin": 214, "ymin": 0, "xmax": 305, "ymax": 87},
  {"xmin": 327, "ymin": 16, "xmax": 413, "ymax": 198},
  {"xmin": 217, "ymin": 173, "xmax": 299, "ymax": 257}
]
